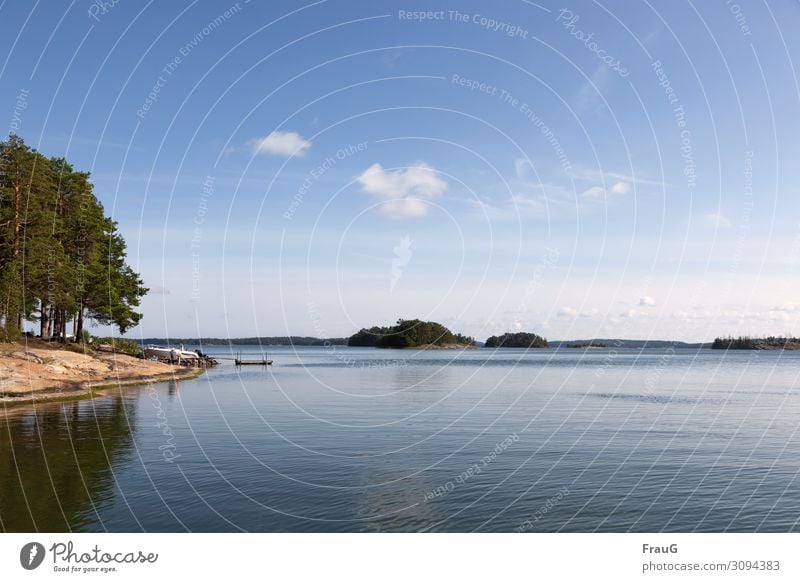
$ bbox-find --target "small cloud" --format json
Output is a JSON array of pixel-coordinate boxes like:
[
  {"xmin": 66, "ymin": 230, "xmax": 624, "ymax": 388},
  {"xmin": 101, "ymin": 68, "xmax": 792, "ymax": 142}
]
[
  {"xmin": 611, "ymin": 181, "xmax": 631, "ymax": 194},
  {"xmin": 581, "ymin": 180, "xmax": 631, "ymax": 200},
  {"xmin": 557, "ymin": 306, "xmax": 598, "ymax": 318},
  {"xmin": 620, "ymin": 308, "xmax": 652, "ymax": 319},
  {"xmin": 568, "ymin": 166, "xmax": 664, "ymax": 187},
  {"xmin": 249, "ymin": 131, "xmax": 311, "ymax": 157},
  {"xmin": 581, "ymin": 186, "xmax": 606, "ymax": 200},
  {"xmin": 357, "ymin": 162, "xmax": 447, "ymax": 219},
  {"xmin": 510, "ymin": 193, "xmax": 546, "ymax": 212},
  {"xmin": 148, "ymin": 285, "xmax": 171, "ymax": 295},
  {"xmin": 514, "ymin": 158, "xmax": 538, "ymax": 183},
  {"xmin": 705, "ymin": 212, "xmax": 732, "ymax": 229},
  {"xmin": 639, "ymin": 295, "xmax": 656, "ymax": 307}
]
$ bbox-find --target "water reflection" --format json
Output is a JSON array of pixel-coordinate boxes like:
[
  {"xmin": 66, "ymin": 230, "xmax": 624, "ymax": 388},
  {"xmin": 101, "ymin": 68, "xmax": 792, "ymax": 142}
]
[{"xmin": 0, "ymin": 395, "xmax": 136, "ymax": 532}]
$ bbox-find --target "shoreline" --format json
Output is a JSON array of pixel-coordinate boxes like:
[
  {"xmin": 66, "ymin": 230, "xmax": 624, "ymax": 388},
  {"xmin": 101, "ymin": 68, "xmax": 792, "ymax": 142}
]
[
  {"xmin": 0, "ymin": 343, "xmax": 206, "ymax": 409},
  {"xmin": 0, "ymin": 366, "xmax": 204, "ymax": 409}
]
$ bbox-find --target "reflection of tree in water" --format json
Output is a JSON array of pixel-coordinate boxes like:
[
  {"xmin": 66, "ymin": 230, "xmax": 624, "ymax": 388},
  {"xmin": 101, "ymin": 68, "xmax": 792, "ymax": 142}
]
[{"xmin": 0, "ymin": 395, "xmax": 137, "ymax": 532}]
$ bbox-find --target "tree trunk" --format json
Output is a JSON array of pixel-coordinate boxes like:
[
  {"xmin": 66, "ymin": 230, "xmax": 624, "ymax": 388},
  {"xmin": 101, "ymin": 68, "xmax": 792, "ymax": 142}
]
[
  {"xmin": 46, "ymin": 307, "xmax": 53, "ymax": 338},
  {"xmin": 40, "ymin": 304, "xmax": 48, "ymax": 338},
  {"xmin": 75, "ymin": 306, "xmax": 84, "ymax": 342},
  {"xmin": 13, "ymin": 183, "xmax": 20, "ymax": 258},
  {"xmin": 53, "ymin": 308, "xmax": 62, "ymax": 340}
]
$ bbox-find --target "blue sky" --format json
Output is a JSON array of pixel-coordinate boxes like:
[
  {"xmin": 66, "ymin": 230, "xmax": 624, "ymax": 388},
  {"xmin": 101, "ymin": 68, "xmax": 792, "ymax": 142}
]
[{"xmin": 2, "ymin": 0, "xmax": 800, "ymax": 341}]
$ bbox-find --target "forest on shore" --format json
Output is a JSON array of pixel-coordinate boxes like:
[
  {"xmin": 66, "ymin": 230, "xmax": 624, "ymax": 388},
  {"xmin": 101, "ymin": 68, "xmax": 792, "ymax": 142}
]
[
  {"xmin": 0, "ymin": 135, "xmax": 146, "ymax": 341},
  {"xmin": 711, "ymin": 336, "xmax": 800, "ymax": 350}
]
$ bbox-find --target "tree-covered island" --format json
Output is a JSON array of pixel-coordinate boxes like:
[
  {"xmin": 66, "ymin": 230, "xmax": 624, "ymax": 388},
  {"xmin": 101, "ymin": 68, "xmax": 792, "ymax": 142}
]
[
  {"xmin": 484, "ymin": 332, "xmax": 548, "ymax": 348},
  {"xmin": 348, "ymin": 319, "xmax": 475, "ymax": 348}
]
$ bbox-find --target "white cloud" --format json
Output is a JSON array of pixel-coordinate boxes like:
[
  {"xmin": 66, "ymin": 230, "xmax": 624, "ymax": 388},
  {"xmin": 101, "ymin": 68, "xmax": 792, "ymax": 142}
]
[
  {"xmin": 568, "ymin": 166, "xmax": 664, "ymax": 187},
  {"xmin": 514, "ymin": 158, "xmax": 539, "ymax": 183},
  {"xmin": 249, "ymin": 131, "xmax": 311, "ymax": 157},
  {"xmin": 510, "ymin": 193, "xmax": 547, "ymax": 211},
  {"xmin": 581, "ymin": 186, "xmax": 606, "ymax": 200},
  {"xmin": 705, "ymin": 212, "xmax": 732, "ymax": 229},
  {"xmin": 581, "ymin": 180, "xmax": 631, "ymax": 200},
  {"xmin": 611, "ymin": 181, "xmax": 631, "ymax": 194},
  {"xmin": 639, "ymin": 295, "xmax": 657, "ymax": 307},
  {"xmin": 557, "ymin": 306, "xmax": 600, "ymax": 318},
  {"xmin": 357, "ymin": 162, "xmax": 447, "ymax": 219}
]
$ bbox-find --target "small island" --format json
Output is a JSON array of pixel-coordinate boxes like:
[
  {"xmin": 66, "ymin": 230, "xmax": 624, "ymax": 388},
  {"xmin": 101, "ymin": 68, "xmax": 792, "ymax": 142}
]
[
  {"xmin": 566, "ymin": 341, "xmax": 608, "ymax": 349},
  {"xmin": 712, "ymin": 336, "xmax": 800, "ymax": 350},
  {"xmin": 484, "ymin": 332, "xmax": 548, "ymax": 348},
  {"xmin": 348, "ymin": 318, "xmax": 475, "ymax": 349}
]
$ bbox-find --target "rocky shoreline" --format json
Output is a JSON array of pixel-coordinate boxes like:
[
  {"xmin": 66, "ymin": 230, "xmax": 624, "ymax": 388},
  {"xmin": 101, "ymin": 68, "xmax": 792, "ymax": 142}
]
[{"xmin": 0, "ymin": 343, "xmax": 203, "ymax": 406}]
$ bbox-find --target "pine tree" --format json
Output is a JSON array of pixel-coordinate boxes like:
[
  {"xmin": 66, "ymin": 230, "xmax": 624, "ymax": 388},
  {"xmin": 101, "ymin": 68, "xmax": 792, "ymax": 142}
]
[{"xmin": 0, "ymin": 135, "xmax": 147, "ymax": 340}]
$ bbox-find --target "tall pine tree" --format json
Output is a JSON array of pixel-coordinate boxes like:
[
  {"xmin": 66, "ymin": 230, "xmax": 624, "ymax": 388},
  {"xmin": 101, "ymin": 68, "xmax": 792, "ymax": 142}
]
[{"xmin": 0, "ymin": 135, "xmax": 147, "ymax": 341}]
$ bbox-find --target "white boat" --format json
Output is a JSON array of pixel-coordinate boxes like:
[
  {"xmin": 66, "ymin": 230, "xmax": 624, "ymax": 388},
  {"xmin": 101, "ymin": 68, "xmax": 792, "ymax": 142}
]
[{"xmin": 144, "ymin": 344, "xmax": 199, "ymax": 361}]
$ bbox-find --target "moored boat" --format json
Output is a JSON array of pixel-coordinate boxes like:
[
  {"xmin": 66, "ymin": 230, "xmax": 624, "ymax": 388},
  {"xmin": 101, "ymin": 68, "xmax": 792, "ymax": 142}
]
[{"xmin": 144, "ymin": 344, "xmax": 199, "ymax": 361}]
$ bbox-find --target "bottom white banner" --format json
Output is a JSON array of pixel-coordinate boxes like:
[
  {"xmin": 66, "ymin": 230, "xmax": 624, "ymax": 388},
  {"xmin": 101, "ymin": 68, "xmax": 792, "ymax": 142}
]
[{"xmin": 0, "ymin": 533, "xmax": 796, "ymax": 581}]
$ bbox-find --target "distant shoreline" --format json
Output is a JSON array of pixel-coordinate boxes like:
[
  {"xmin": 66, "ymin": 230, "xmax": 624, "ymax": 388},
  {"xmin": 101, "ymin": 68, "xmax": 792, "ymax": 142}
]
[{"xmin": 140, "ymin": 337, "xmax": 711, "ymax": 349}]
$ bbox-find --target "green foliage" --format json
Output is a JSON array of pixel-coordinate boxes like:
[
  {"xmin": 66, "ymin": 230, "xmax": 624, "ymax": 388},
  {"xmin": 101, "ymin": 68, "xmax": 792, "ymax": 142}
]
[
  {"xmin": 348, "ymin": 319, "xmax": 474, "ymax": 348},
  {"xmin": 485, "ymin": 332, "xmax": 548, "ymax": 348},
  {"xmin": 93, "ymin": 337, "xmax": 144, "ymax": 357},
  {"xmin": 0, "ymin": 135, "xmax": 146, "ymax": 340}
]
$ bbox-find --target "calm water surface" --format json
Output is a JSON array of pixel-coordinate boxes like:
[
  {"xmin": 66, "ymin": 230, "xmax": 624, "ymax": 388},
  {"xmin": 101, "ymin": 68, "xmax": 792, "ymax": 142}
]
[{"xmin": 2, "ymin": 347, "xmax": 799, "ymax": 532}]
